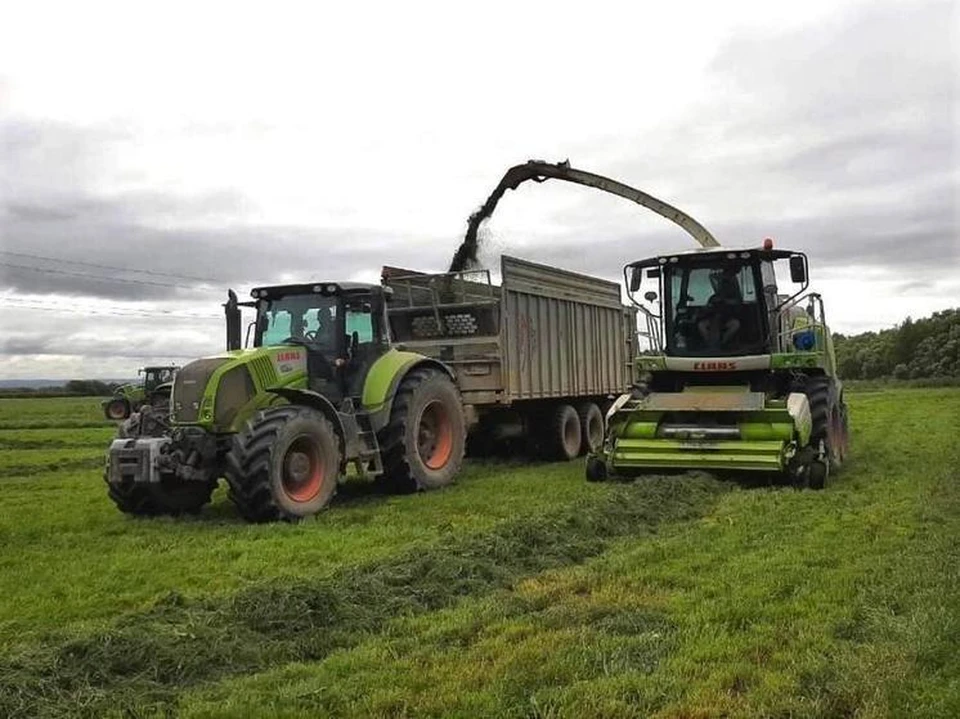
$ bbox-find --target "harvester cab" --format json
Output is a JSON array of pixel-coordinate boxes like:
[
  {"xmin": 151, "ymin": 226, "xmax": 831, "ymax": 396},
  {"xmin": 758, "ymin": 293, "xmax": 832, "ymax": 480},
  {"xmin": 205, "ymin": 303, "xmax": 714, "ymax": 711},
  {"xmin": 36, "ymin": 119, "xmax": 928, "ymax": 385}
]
[{"xmin": 588, "ymin": 239, "xmax": 848, "ymax": 489}]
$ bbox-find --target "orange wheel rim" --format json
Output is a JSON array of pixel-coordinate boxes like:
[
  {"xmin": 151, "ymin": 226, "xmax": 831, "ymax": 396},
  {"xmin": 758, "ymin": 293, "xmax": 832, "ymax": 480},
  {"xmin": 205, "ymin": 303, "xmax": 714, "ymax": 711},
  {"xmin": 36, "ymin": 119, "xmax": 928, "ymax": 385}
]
[
  {"xmin": 282, "ymin": 435, "xmax": 324, "ymax": 502},
  {"xmin": 418, "ymin": 400, "xmax": 453, "ymax": 470}
]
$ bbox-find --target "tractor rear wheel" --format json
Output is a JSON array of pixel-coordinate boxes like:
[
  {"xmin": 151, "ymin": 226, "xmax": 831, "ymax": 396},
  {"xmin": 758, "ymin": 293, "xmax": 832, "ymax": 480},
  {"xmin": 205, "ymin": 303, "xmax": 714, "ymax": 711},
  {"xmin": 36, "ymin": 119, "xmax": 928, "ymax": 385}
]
[
  {"xmin": 379, "ymin": 368, "xmax": 466, "ymax": 493},
  {"xmin": 226, "ymin": 406, "xmax": 340, "ymax": 522},
  {"xmin": 105, "ymin": 471, "xmax": 216, "ymax": 516},
  {"xmin": 104, "ymin": 398, "xmax": 131, "ymax": 421},
  {"xmin": 547, "ymin": 404, "xmax": 582, "ymax": 461},
  {"xmin": 577, "ymin": 402, "xmax": 604, "ymax": 456}
]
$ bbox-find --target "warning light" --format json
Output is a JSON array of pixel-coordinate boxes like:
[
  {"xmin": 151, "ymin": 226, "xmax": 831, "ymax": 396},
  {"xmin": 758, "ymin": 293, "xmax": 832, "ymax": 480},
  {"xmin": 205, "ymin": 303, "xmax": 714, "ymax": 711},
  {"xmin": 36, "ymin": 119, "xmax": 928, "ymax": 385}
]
[{"xmin": 762, "ymin": 237, "xmax": 774, "ymax": 251}]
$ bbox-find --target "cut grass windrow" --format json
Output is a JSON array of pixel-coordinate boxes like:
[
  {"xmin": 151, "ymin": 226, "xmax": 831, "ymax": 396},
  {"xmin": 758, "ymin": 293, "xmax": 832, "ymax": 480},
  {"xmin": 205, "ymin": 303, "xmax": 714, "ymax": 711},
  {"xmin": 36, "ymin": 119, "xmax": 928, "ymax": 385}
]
[
  {"xmin": 3, "ymin": 457, "xmax": 104, "ymax": 480},
  {"xmin": 0, "ymin": 474, "xmax": 727, "ymax": 718}
]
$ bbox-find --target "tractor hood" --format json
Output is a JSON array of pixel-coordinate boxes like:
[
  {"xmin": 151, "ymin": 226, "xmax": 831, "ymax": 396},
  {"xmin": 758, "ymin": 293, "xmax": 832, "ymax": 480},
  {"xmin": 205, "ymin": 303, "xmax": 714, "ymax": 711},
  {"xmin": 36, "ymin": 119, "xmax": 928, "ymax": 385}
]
[{"xmin": 171, "ymin": 346, "xmax": 308, "ymax": 428}]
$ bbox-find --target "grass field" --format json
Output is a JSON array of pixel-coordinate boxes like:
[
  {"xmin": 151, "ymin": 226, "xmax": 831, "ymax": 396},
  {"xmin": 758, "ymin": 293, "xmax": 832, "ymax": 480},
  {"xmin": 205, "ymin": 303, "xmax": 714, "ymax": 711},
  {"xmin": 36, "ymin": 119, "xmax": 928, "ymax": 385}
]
[{"xmin": 0, "ymin": 390, "xmax": 957, "ymax": 718}]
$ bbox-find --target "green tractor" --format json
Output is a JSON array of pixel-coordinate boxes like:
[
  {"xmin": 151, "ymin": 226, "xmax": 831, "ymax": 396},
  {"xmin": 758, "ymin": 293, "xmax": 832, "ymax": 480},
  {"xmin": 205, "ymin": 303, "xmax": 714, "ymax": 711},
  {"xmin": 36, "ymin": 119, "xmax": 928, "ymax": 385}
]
[
  {"xmin": 586, "ymin": 239, "xmax": 849, "ymax": 488},
  {"xmin": 102, "ymin": 366, "xmax": 179, "ymax": 420},
  {"xmin": 105, "ymin": 282, "xmax": 466, "ymax": 521}
]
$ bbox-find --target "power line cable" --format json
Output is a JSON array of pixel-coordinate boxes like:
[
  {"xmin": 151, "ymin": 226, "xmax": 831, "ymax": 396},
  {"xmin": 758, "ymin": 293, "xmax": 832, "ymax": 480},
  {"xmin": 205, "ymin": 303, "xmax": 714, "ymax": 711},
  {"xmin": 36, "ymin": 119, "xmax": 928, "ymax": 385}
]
[
  {"xmin": 0, "ymin": 261, "xmax": 219, "ymax": 292},
  {"xmin": 0, "ymin": 249, "xmax": 220, "ymax": 284},
  {"xmin": 6, "ymin": 298, "xmax": 222, "ymax": 321}
]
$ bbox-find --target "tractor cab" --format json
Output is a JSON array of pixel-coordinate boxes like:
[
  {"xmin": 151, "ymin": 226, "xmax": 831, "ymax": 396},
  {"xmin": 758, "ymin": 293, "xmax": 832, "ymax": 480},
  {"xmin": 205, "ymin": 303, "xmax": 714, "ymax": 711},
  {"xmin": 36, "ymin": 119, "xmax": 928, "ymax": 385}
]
[
  {"xmin": 227, "ymin": 282, "xmax": 391, "ymax": 403},
  {"xmin": 625, "ymin": 241, "xmax": 818, "ymax": 362},
  {"xmin": 141, "ymin": 366, "xmax": 178, "ymax": 392}
]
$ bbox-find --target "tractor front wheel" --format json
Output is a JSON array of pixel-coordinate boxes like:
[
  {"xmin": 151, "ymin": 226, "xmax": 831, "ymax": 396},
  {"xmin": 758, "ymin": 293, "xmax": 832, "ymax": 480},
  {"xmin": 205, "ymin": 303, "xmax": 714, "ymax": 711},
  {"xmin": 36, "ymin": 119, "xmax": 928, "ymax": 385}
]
[
  {"xmin": 105, "ymin": 472, "xmax": 216, "ymax": 516},
  {"xmin": 379, "ymin": 369, "xmax": 466, "ymax": 492},
  {"xmin": 226, "ymin": 406, "xmax": 340, "ymax": 522}
]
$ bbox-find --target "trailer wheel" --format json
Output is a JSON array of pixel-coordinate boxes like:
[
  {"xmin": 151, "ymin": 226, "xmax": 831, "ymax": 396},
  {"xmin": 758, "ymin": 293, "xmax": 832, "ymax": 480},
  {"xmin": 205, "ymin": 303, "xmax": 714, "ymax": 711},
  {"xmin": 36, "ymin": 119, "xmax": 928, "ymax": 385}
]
[
  {"xmin": 104, "ymin": 398, "xmax": 131, "ymax": 421},
  {"xmin": 548, "ymin": 404, "xmax": 582, "ymax": 461},
  {"xmin": 577, "ymin": 402, "xmax": 604, "ymax": 455},
  {"xmin": 226, "ymin": 406, "xmax": 340, "ymax": 522},
  {"xmin": 379, "ymin": 368, "xmax": 466, "ymax": 492},
  {"xmin": 105, "ymin": 471, "xmax": 215, "ymax": 516}
]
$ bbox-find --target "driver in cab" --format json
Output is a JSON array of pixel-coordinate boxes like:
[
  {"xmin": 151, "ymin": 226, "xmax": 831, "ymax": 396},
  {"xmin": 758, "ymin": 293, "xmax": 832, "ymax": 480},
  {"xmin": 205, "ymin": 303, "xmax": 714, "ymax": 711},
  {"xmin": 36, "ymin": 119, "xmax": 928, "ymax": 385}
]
[{"xmin": 697, "ymin": 267, "xmax": 743, "ymax": 349}]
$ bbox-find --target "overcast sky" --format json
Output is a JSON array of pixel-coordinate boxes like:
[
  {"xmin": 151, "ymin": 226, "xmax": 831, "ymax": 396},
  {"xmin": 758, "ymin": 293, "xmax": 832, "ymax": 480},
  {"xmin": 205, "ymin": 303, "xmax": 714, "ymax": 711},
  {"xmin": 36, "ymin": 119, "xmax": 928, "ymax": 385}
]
[{"xmin": 1, "ymin": 0, "xmax": 957, "ymax": 380}]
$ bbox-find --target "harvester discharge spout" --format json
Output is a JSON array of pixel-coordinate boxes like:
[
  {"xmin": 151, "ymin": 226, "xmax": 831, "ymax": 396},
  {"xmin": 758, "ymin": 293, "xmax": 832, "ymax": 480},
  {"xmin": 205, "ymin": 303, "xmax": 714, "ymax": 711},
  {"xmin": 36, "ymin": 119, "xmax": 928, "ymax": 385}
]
[{"xmin": 450, "ymin": 159, "xmax": 719, "ymax": 273}]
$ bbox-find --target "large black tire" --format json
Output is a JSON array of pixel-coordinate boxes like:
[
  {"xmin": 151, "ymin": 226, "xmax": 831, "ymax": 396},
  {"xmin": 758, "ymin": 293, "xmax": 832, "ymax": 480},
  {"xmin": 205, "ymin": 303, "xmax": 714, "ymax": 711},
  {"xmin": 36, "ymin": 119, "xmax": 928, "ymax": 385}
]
[
  {"xmin": 803, "ymin": 376, "xmax": 847, "ymax": 489},
  {"xmin": 548, "ymin": 404, "xmax": 582, "ymax": 461},
  {"xmin": 104, "ymin": 397, "xmax": 131, "ymax": 421},
  {"xmin": 105, "ymin": 471, "xmax": 216, "ymax": 517},
  {"xmin": 577, "ymin": 401, "xmax": 604, "ymax": 456},
  {"xmin": 378, "ymin": 368, "xmax": 466, "ymax": 493},
  {"xmin": 226, "ymin": 406, "xmax": 340, "ymax": 523}
]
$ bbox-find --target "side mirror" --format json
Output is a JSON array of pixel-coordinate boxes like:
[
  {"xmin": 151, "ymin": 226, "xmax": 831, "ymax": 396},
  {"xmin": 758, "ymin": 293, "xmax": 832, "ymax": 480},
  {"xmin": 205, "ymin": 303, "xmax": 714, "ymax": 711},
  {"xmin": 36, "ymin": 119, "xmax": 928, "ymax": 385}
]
[
  {"xmin": 789, "ymin": 255, "xmax": 807, "ymax": 284},
  {"xmin": 628, "ymin": 266, "xmax": 642, "ymax": 292},
  {"xmin": 643, "ymin": 291, "xmax": 658, "ymax": 303}
]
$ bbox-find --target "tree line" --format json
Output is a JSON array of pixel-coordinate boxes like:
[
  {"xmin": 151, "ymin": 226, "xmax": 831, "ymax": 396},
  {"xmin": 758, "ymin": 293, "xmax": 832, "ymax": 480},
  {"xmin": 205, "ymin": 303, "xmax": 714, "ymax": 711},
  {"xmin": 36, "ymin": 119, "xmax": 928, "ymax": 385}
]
[
  {"xmin": 834, "ymin": 308, "xmax": 960, "ymax": 380},
  {"xmin": 0, "ymin": 380, "xmax": 124, "ymax": 398}
]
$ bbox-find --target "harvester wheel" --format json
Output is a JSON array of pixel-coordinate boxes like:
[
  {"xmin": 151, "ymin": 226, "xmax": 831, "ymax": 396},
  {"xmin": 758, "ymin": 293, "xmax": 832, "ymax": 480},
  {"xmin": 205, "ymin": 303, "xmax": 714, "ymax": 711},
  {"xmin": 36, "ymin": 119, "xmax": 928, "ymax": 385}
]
[
  {"xmin": 226, "ymin": 406, "xmax": 340, "ymax": 522},
  {"xmin": 104, "ymin": 398, "xmax": 131, "ymax": 421},
  {"xmin": 804, "ymin": 376, "xmax": 844, "ymax": 488},
  {"xmin": 548, "ymin": 404, "xmax": 582, "ymax": 461},
  {"xmin": 105, "ymin": 471, "xmax": 216, "ymax": 516},
  {"xmin": 828, "ymin": 403, "xmax": 849, "ymax": 471},
  {"xmin": 577, "ymin": 402, "xmax": 604, "ymax": 455},
  {"xmin": 379, "ymin": 368, "xmax": 466, "ymax": 493},
  {"xmin": 585, "ymin": 456, "xmax": 608, "ymax": 482}
]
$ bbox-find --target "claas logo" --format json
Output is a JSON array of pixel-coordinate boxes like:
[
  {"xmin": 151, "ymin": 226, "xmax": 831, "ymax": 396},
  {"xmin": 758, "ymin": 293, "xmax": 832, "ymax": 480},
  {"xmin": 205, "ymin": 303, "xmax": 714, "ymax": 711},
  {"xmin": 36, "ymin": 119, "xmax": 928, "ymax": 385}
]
[
  {"xmin": 693, "ymin": 361, "xmax": 737, "ymax": 371},
  {"xmin": 276, "ymin": 351, "xmax": 302, "ymax": 362}
]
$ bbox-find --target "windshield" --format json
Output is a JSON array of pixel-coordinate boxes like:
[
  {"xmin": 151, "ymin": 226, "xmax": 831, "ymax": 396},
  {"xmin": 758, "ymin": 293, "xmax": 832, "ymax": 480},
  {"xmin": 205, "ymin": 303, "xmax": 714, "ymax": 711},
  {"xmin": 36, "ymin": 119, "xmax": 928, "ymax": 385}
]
[
  {"xmin": 664, "ymin": 261, "xmax": 766, "ymax": 356},
  {"xmin": 256, "ymin": 295, "xmax": 340, "ymax": 352}
]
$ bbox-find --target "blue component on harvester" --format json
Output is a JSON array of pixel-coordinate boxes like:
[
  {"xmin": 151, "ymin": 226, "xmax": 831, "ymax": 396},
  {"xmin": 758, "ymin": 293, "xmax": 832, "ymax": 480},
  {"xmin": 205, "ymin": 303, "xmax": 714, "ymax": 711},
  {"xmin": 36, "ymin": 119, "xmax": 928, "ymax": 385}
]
[{"xmin": 793, "ymin": 330, "xmax": 816, "ymax": 351}]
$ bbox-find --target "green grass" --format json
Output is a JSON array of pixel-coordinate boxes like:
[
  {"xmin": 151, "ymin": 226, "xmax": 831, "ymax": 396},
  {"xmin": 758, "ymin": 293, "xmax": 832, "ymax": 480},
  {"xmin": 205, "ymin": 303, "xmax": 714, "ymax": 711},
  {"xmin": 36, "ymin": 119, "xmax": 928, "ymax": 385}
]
[
  {"xmin": 0, "ymin": 389, "xmax": 957, "ymax": 717},
  {"xmin": 0, "ymin": 426, "xmax": 116, "ymax": 450}
]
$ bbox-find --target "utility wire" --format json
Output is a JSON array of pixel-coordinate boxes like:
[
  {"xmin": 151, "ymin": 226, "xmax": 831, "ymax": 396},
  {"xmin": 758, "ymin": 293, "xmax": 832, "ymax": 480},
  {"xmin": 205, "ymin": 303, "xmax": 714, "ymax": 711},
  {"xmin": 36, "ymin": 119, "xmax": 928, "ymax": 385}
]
[
  {"xmin": 0, "ymin": 261, "xmax": 219, "ymax": 292},
  {"xmin": 6, "ymin": 298, "xmax": 222, "ymax": 321},
  {"xmin": 0, "ymin": 249, "xmax": 220, "ymax": 284}
]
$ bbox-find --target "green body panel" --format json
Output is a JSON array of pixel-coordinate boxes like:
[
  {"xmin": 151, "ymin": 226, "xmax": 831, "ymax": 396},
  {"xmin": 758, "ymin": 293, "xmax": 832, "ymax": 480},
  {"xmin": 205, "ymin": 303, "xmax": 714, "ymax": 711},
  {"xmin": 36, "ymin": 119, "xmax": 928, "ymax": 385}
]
[
  {"xmin": 603, "ymin": 389, "xmax": 811, "ymax": 474},
  {"xmin": 771, "ymin": 352, "xmax": 823, "ymax": 370},
  {"xmin": 635, "ymin": 356, "xmax": 667, "ymax": 372},
  {"xmin": 175, "ymin": 347, "xmax": 310, "ymax": 433},
  {"xmin": 116, "ymin": 383, "xmax": 146, "ymax": 403},
  {"xmin": 611, "ymin": 438, "xmax": 786, "ymax": 471},
  {"xmin": 360, "ymin": 349, "xmax": 429, "ymax": 413},
  {"xmin": 173, "ymin": 346, "xmax": 434, "ymax": 436}
]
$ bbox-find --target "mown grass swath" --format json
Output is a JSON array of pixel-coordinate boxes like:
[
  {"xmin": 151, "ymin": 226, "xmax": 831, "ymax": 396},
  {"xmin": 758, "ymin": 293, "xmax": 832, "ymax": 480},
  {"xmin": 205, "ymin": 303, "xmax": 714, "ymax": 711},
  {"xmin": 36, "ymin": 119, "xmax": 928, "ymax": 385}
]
[{"xmin": 0, "ymin": 477, "xmax": 725, "ymax": 717}]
